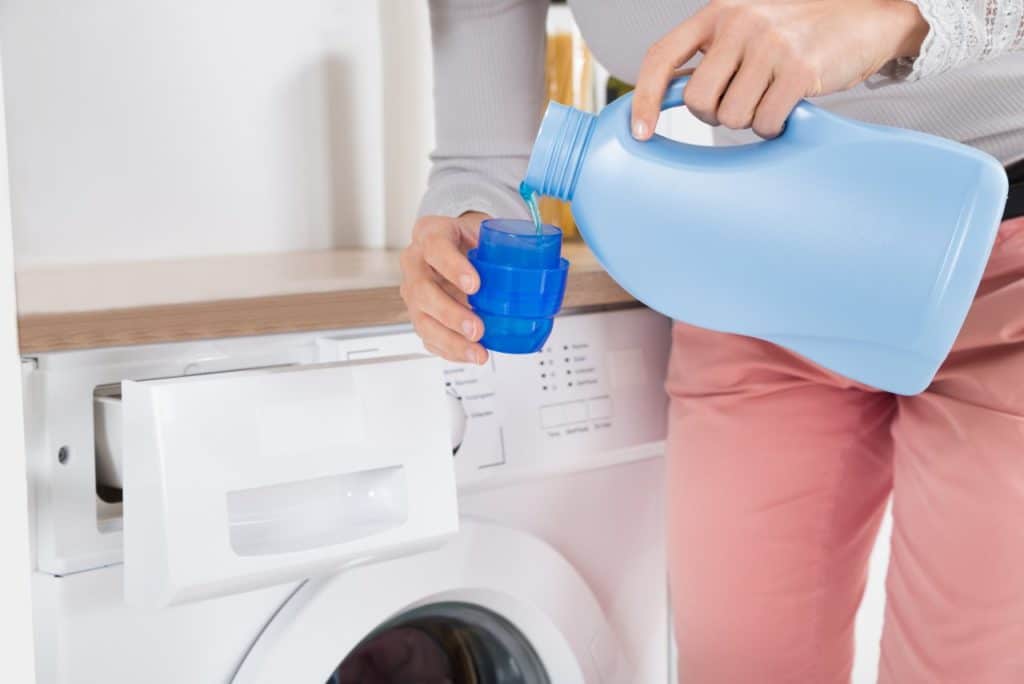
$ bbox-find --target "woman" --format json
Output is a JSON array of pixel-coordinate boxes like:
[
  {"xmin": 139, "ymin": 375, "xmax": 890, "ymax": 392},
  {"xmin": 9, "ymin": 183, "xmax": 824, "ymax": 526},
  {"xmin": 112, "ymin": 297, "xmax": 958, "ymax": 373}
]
[{"xmin": 399, "ymin": 1, "xmax": 1024, "ymax": 681}]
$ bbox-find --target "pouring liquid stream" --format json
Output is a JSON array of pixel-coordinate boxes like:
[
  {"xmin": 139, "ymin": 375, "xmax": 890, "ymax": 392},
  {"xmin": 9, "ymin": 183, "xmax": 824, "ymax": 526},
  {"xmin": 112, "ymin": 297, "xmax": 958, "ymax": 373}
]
[{"xmin": 519, "ymin": 181, "xmax": 544, "ymax": 234}]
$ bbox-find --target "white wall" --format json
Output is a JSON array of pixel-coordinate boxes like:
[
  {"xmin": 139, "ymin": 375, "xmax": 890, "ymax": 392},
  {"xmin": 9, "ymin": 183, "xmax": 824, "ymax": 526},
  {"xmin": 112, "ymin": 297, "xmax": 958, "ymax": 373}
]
[
  {"xmin": 0, "ymin": 49, "xmax": 38, "ymax": 681},
  {"xmin": 1, "ymin": 0, "xmax": 433, "ymax": 267},
  {"xmin": 378, "ymin": 1, "xmax": 435, "ymax": 248}
]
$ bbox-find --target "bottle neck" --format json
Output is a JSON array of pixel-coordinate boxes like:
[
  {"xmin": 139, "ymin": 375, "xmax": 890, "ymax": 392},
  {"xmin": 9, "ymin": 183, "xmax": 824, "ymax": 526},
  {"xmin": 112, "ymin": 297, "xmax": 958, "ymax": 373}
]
[{"xmin": 524, "ymin": 103, "xmax": 597, "ymax": 202}]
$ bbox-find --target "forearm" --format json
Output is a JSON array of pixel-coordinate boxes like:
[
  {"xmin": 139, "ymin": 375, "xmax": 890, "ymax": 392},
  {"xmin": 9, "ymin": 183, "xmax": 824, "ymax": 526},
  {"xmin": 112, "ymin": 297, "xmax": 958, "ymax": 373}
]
[{"xmin": 421, "ymin": 0, "xmax": 547, "ymax": 219}]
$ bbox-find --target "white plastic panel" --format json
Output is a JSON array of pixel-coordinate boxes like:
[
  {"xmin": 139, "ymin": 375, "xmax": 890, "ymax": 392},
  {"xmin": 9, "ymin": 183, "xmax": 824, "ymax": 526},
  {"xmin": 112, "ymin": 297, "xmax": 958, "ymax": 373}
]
[{"xmin": 121, "ymin": 354, "xmax": 457, "ymax": 607}]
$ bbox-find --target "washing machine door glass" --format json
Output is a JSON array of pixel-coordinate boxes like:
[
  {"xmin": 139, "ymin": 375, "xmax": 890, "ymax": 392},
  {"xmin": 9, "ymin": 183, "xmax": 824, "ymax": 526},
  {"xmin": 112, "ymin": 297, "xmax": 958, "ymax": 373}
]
[{"xmin": 327, "ymin": 602, "xmax": 549, "ymax": 684}]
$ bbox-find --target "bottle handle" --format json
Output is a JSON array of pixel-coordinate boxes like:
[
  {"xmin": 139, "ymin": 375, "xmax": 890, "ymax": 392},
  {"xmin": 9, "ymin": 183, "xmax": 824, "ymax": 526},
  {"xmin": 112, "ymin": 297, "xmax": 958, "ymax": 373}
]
[{"xmin": 656, "ymin": 76, "xmax": 822, "ymax": 142}]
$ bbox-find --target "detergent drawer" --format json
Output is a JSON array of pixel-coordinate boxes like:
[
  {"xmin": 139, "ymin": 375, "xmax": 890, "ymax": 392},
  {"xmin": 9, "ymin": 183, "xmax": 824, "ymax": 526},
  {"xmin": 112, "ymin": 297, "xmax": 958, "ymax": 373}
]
[{"xmin": 111, "ymin": 354, "xmax": 457, "ymax": 608}]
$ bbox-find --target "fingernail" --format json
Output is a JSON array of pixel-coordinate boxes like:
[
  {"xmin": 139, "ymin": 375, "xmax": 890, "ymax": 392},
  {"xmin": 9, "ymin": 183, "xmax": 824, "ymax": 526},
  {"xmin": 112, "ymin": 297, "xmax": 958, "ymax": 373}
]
[
  {"xmin": 461, "ymin": 320, "xmax": 475, "ymax": 339},
  {"xmin": 632, "ymin": 120, "xmax": 649, "ymax": 140},
  {"xmin": 459, "ymin": 274, "xmax": 476, "ymax": 294},
  {"xmin": 465, "ymin": 347, "xmax": 480, "ymax": 364}
]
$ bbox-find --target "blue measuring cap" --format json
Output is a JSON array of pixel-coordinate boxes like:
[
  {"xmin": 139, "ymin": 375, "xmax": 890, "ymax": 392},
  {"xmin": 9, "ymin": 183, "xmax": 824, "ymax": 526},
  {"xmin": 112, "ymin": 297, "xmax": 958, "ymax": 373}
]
[{"xmin": 468, "ymin": 219, "xmax": 569, "ymax": 354}]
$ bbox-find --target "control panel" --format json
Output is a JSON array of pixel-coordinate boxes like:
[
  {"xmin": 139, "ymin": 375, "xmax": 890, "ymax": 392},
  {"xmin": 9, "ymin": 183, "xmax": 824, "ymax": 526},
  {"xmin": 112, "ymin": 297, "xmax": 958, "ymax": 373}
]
[
  {"xmin": 532, "ymin": 340, "xmax": 619, "ymax": 433},
  {"xmin": 318, "ymin": 307, "xmax": 672, "ymax": 491}
]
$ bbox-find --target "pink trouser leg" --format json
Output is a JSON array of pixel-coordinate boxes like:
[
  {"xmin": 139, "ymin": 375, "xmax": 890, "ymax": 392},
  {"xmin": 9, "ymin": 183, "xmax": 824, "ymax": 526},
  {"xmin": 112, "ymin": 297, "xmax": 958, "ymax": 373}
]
[
  {"xmin": 666, "ymin": 323, "xmax": 896, "ymax": 683},
  {"xmin": 666, "ymin": 217, "xmax": 1024, "ymax": 683},
  {"xmin": 880, "ymin": 220, "xmax": 1024, "ymax": 683}
]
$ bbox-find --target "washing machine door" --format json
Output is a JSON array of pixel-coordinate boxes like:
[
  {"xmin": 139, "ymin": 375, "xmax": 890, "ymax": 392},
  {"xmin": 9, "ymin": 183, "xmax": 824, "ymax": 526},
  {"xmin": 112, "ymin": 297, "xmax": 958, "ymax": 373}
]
[{"xmin": 232, "ymin": 519, "xmax": 627, "ymax": 683}]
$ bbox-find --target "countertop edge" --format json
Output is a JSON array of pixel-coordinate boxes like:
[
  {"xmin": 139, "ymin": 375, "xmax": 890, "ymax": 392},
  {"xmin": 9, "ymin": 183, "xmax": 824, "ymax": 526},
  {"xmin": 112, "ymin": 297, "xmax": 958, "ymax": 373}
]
[{"xmin": 18, "ymin": 268, "xmax": 636, "ymax": 354}]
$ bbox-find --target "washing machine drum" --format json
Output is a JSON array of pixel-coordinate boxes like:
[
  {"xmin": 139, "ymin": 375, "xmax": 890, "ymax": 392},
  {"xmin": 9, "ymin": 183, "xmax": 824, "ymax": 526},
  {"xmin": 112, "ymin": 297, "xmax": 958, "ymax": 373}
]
[
  {"xmin": 328, "ymin": 602, "xmax": 548, "ymax": 684},
  {"xmin": 233, "ymin": 521, "xmax": 624, "ymax": 684}
]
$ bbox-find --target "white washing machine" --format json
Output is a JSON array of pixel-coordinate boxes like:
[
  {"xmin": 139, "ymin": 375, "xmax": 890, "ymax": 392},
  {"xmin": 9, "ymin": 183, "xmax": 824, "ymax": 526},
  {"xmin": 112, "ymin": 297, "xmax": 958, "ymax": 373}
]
[{"xmin": 23, "ymin": 307, "xmax": 673, "ymax": 683}]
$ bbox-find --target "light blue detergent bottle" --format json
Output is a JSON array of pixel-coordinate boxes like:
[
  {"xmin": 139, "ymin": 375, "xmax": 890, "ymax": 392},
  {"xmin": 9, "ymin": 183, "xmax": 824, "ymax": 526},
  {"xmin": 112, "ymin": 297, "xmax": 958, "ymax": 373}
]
[{"xmin": 522, "ymin": 77, "xmax": 1008, "ymax": 394}]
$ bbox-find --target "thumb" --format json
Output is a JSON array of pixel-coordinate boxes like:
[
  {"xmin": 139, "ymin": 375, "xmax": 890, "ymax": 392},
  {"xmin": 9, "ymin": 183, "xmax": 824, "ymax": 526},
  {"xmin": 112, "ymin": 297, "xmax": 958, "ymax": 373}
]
[{"xmin": 455, "ymin": 211, "xmax": 489, "ymax": 248}]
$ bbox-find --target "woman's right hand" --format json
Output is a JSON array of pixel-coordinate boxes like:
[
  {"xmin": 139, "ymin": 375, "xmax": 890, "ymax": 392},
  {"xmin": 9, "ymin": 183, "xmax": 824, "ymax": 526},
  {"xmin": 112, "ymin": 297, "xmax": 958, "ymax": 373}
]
[{"xmin": 400, "ymin": 212, "xmax": 489, "ymax": 365}]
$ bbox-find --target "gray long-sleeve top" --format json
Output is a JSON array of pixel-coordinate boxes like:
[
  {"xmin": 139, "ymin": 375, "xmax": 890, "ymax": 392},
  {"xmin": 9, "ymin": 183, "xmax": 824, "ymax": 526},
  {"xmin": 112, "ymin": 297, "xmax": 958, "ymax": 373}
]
[{"xmin": 421, "ymin": 0, "xmax": 1024, "ymax": 220}]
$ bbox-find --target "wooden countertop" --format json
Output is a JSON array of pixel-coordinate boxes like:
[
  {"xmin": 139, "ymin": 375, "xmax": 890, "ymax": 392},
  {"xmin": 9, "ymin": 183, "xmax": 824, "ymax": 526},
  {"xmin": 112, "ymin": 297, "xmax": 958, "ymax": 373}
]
[{"xmin": 15, "ymin": 243, "xmax": 635, "ymax": 353}]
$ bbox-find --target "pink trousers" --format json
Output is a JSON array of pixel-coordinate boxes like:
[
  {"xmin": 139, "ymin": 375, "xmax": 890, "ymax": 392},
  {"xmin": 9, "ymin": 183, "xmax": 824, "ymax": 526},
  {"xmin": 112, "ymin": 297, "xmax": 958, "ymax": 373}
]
[{"xmin": 666, "ymin": 217, "xmax": 1024, "ymax": 683}]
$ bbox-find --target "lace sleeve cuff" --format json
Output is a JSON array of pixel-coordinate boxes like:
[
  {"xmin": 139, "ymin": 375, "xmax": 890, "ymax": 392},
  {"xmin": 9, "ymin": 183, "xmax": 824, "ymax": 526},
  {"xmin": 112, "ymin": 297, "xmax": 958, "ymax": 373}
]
[{"xmin": 896, "ymin": 0, "xmax": 1024, "ymax": 80}]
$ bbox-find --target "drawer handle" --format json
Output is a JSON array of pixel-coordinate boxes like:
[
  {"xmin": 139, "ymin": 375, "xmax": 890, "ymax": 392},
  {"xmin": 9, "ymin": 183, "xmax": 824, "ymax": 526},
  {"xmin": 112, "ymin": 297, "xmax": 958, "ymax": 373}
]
[{"xmin": 226, "ymin": 466, "xmax": 408, "ymax": 557}]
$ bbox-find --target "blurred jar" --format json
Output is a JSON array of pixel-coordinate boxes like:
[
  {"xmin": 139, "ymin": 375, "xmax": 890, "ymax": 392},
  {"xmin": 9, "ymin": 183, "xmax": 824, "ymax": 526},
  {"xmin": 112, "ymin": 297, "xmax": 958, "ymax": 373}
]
[{"xmin": 541, "ymin": 2, "xmax": 594, "ymax": 240}]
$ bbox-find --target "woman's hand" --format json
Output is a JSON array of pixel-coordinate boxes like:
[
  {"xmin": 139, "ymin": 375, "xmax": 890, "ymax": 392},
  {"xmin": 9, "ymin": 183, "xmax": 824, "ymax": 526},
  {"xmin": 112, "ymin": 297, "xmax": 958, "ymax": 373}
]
[
  {"xmin": 631, "ymin": 0, "xmax": 928, "ymax": 139},
  {"xmin": 400, "ymin": 212, "xmax": 489, "ymax": 365}
]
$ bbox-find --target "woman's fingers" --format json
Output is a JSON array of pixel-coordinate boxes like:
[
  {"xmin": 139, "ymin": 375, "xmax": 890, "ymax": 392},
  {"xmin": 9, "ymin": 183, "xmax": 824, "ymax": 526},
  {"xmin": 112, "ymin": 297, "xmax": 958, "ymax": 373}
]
[
  {"xmin": 417, "ymin": 222, "xmax": 480, "ymax": 295},
  {"xmin": 412, "ymin": 312, "xmax": 487, "ymax": 365},
  {"xmin": 413, "ymin": 277, "xmax": 482, "ymax": 342},
  {"xmin": 631, "ymin": 10, "xmax": 711, "ymax": 140},
  {"xmin": 682, "ymin": 26, "xmax": 747, "ymax": 126},
  {"xmin": 440, "ymin": 279, "xmax": 471, "ymax": 308},
  {"xmin": 716, "ymin": 43, "xmax": 776, "ymax": 131},
  {"xmin": 752, "ymin": 68, "xmax": 810, "ymax": 138},
  {"xmin": 399, "ymin": 249, "xmax": 482, "ymax": 340},
  {"xmin": 634, "ymin": 0, "xmax": 925, "ymax": 140},
  {"xmin": 400, "ymin": 214, "xmax": 490, "ymax": 365}
]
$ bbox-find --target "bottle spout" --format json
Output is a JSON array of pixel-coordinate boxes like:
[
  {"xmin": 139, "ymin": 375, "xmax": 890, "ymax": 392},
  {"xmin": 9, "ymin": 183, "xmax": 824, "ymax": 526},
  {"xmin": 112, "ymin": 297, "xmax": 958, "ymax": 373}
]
[{"xmin": 525, "ymin": 102, "xmax": 597, "ymax": 202}]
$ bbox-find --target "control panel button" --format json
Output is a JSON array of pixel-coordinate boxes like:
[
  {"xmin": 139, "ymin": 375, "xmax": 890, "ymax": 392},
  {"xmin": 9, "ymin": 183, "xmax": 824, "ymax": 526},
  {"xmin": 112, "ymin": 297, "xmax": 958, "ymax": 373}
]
[
  {"xmin": 563, "ymin": 401, "xmax": 587, "ymax": 423},
  {"xmin": 588, "ymin": 397, "xmax": 612, "ymax": 420},
  {"xmin": 540, "ymin": 404, "xmax": 565, "ymax": 428}
]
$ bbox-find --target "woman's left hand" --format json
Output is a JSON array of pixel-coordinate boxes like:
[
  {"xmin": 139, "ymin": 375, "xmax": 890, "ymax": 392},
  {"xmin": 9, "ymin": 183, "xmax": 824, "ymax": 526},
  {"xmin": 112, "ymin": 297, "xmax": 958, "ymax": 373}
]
[{"xmin": 631, "ymin": 0, "xmax": 929, "ymax": 139}]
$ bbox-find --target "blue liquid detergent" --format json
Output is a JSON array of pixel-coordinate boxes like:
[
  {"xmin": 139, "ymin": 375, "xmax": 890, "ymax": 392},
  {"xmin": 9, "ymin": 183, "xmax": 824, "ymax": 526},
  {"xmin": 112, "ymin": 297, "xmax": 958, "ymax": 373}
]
[
  {"xmin": 519, "ymin": 181, "xmax": 544, "ymax": 234},
  {"xmin": 522, "ymin": 76, "xmax": 1008, "ymax": 394}
]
